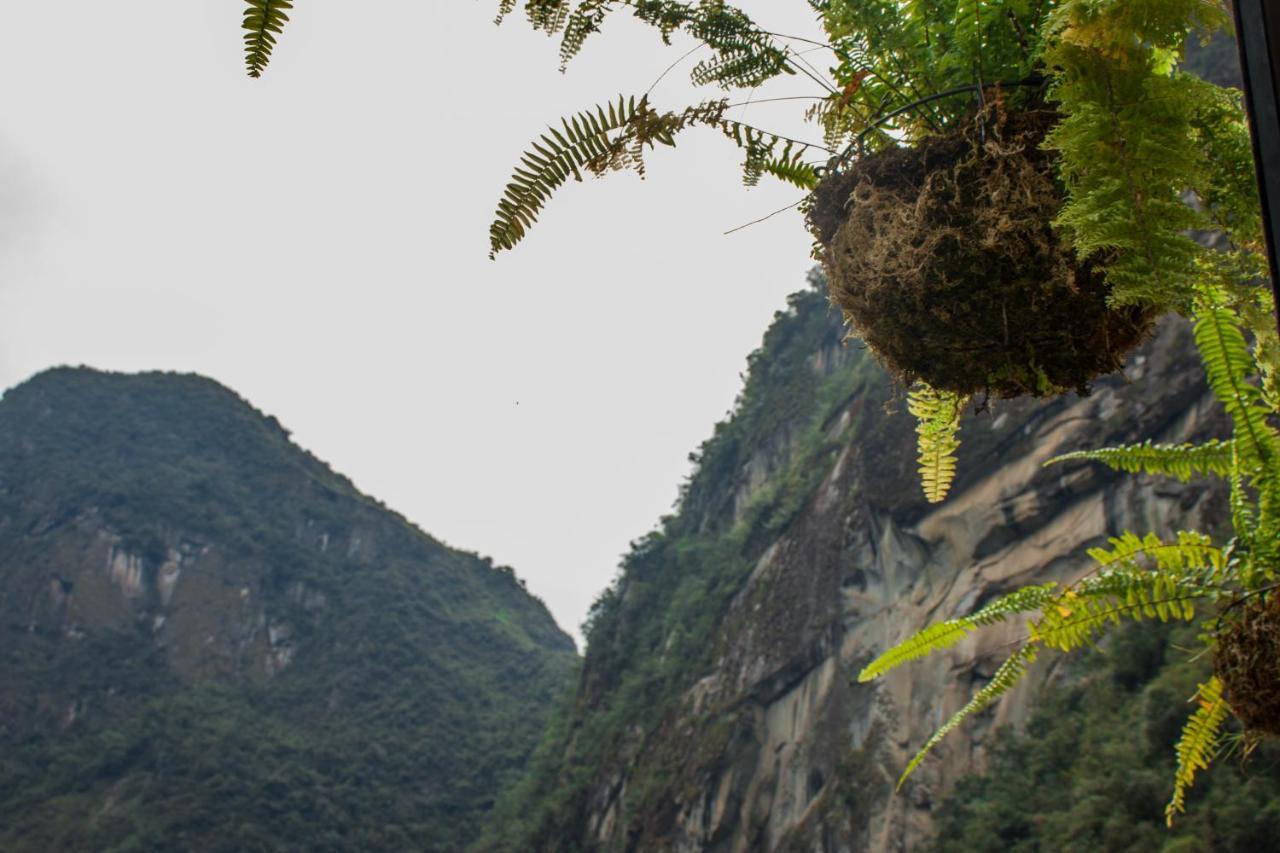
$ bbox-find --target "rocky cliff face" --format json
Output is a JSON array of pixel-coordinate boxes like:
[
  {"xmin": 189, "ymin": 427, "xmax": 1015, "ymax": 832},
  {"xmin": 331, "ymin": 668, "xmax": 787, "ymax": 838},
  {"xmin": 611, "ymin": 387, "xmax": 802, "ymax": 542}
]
[
  {"xmin": 0, "ymin": 368, "xmax": 576, "ymax": 851},
  {"xmin": 483, "ymin": 276, "xmax": 1227, "ymax": 852}
]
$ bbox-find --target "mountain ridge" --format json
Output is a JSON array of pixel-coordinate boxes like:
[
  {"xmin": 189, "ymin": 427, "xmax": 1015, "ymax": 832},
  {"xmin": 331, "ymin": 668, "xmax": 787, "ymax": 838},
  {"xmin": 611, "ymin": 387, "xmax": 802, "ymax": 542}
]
[{"xmin": 0, "ymin": 365, "xmax": 576, "ymax": 851}]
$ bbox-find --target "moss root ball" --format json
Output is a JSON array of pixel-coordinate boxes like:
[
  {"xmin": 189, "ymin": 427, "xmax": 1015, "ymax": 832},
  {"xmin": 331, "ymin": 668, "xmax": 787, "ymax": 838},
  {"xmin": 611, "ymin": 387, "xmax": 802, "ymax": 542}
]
[
  {"xmin": 1216, "ymin": 593, "xmax": 1280, "ymax": 737},
  {"xmin": 808, "ymin": 105, "xmax": 1155, "ymax": 399}
]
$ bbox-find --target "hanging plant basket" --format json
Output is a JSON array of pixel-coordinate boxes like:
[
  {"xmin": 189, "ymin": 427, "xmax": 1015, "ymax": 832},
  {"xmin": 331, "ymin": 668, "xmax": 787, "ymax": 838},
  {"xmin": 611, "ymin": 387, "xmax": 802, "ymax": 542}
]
[
  {"xmin": 1216, "ymin": 592, "xmax": 1280, "ymax": 737},
  {"xmin": 807, "ymin": 103, "xmax": 1156, "ymax": 399}
]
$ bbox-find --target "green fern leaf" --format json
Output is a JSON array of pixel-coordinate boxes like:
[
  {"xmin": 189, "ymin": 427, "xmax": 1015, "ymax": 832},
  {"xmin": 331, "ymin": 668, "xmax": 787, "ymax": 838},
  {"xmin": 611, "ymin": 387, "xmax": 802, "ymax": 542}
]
[
  {"xmin": 243, "ymin": 0, "xmax": 293, "ymax": 78},
  {"xmin": 1046, "ymin": 439, "xmax": 1236, "ymax": 482},
  {"xmin": 857, "ymin": 583, "xmax": 1060, "ymax": 682},
  {"xmin": 898, "ymin": 645, "xmax": 1037, "ymax": 787},
  {"xmin": 489, "ymin": 95, "xmax": 648, "ymax": 258},
  {"xmin": 1166, "ymin": 676, "xmax": 1229, "ymax": 825},
  {"xmin": 757, "ymin": 155, "xmax": 819, "ymax": 191},
  {"xmin": 1193, "ymin": 306, "xmax": 1278, "ymax": 467},
  {"xmin": 908, "ymin": 385, "xmax": 966, "ymax": 503}
]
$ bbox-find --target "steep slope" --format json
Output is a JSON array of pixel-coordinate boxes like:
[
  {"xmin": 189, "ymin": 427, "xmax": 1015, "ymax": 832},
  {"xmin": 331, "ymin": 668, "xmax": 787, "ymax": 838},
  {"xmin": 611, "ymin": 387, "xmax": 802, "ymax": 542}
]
[
  {"xmin": 481, "ymin": 272, "xmax": 1279, "ymax": 852},
  {"xmin": 0, "ymin": 367, "xmax": 576, "ymax": 851}
]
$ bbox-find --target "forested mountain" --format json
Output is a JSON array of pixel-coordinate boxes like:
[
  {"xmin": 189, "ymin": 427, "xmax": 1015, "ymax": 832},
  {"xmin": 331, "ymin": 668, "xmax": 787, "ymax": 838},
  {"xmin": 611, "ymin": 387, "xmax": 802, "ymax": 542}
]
[
  {"xmin": 0, "ymin": 368, "xmax": 576, "ymax": 851},
  {"xmin": 479, "ymin": 273, "xmax": 1280, "ymax": 852}
]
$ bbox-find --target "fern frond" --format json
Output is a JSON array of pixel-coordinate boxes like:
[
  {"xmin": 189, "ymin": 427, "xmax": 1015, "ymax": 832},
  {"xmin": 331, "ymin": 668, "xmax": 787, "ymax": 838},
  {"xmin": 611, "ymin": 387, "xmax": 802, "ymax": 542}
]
[
  {"xmin": 1193, "ymin": 306, "xmax": 1277, "ymax": 467},
  {"xmin": 1166, "ymin": 676, "xmax": 1229, "ymax": 825},
  {"xmin": 243, "ymin": 0, "xmax": 293, "ymax": 78},
  {"xmin": 756, "ymin": 155, "xmax": 819, "ymax": 191},
  {"xmin": 488, "ymin": 95, "xmax": 652, "ymax": 258},
  {"xmin": 898, "ymin": 645, "xmax": 1037, "ymax": 787},
  {"xmin": 490, "ymin": 96, "xmax": 823, "ymax": 256},
  {"xmin": 908, "ymin": 385, "xmax": 966, "ymax": 503},
  {"xmin": 1046, "ymin": 439, "xmax": 1236, "ymax": 482},
  {"xmin": 526, "ymin": 0, "xmax": 571, "ymax": 34},
  {"xmin": 858, "ymin": 583, "xmax": 1061, "ymax": 682},
  {"xmin": 1031, "ymin": 570, "xmax": 1212, "ymax": 652}
]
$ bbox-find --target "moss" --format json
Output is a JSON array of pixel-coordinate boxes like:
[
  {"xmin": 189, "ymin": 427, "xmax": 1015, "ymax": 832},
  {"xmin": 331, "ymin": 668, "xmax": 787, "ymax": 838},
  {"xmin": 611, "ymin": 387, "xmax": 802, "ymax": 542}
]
[
  {"xmin": 810, "ymin": 104, "xmax": 1155, "ymax": 399},
  {"xmin": 1216, "ymin": 593, "xmax": 1280, "ymax": 737}
]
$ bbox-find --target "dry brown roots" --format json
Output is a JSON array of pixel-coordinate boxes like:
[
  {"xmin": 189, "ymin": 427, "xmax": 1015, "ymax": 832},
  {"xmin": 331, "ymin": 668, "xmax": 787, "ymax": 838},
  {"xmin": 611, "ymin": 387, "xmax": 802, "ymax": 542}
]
[
  {"xmin": 1216, "ymin": 593, "xmax": 1280, "ymax": 737},
  {"xmin": 808, "ymin": 105, "xmax": 1155, "ymax": 399}
]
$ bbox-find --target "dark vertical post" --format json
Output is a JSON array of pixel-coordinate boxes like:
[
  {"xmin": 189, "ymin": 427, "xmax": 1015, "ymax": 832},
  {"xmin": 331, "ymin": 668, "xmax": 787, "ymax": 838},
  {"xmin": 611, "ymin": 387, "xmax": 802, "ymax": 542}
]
[{"xmin": 1232, "ymin": 0, "xmax": 1280, "ymax": 329}]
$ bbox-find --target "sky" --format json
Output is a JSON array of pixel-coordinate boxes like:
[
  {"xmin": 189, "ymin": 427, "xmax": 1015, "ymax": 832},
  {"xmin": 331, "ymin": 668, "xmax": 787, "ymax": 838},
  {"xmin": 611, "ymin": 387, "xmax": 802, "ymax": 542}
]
[{"xmin": 0, "ymin": 1, "xmax": 833, "ymax": 645}]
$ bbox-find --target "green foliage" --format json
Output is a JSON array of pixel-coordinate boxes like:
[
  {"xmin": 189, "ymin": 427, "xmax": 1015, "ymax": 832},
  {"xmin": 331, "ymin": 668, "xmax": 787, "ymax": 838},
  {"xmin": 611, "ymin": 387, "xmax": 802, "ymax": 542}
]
[
  {"xmin": 1167, "ymin": 675, "xmax": 1230, "ymax": 824},
  {"xmin": 860, "ymin": 583, "xmax": 1059, "ymax": 681},
  {"xmin": 1048, "ymin": 439, "xmax": 1237, "ymax": 482},
  {"xmin": 487, "ymin": 95, "xmax": 825, "ymax": 256},
  {"xmin": 243, "ymin": 0, "xmax": 293, "ymax": 78},
  {"xmin": 815, "ymin": 0, "xmax": 1049, "ymax": 144},
  {"xmin": 502, "ymin": 0, "xmax": 792, "ymax": 86},
  {"xmin": 1192, "ymin": 304, "xmax": 1276, "ymax": 466},
  {"xmin": 0, "ymin": 368, "xmax": 577, "ymax": 851},
  {"xmin": 861, "ymin": 294, "xmax": 1280, "ymax": 813},
  {"xmin": 907, "ymin": 384, "xmax": 966, "ymax": 503},
  {"xmin": 932, "ymin": 623, "xmax": 1280, "ymax": 852},
  {"xmin": 899, "ymin": 645, "xmax": 1039, "ymax": 786},
  {"xmin": 859, "ymin": 530, "xmax": 1226, "ymax": 782},
  {"xmin": 1042, "ymin": 0, "xmax": 1250, "ymax": 309}
]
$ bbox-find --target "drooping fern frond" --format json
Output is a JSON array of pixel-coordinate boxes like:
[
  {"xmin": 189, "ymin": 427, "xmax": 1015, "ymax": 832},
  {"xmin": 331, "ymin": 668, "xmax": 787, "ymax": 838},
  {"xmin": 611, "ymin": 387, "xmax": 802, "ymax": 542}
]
[
  {"xmin": 754, "ymin": 151, "xmax": 819, "ymax": 191},
  {"xmin": 857, "ymin": 582, "xmax": 1060, "ymax": 682},
  {"xmin": 1047, "ymin": 439, "xmax": 1237, "ymax": 482},
  {"xmin": 488, "ymin": 96, "xmax": 694, "ymax": 257},
  {"xmin": 719, "ymin": 125, "xmax": 819, "ymax": 189},
  {"xmin": 1086, "ymin": 530, "xmax": 1224, "ymax": 576},
  {"xmin": 1193, "ymin": 305, "xmax": 1277, "ymax": 468},
  {"xmin": 525, "ymin": 0, "xmax": 572, "ymax": 34},
  {"xmin": 897, "ymin": 645, "xmax": 1038, "ymax": 786},
  {"xmin": 1043, "ymin": 0, "xmax": 1232, "ymax": 308},
  {"xmin": 1166, "ymin": 676, "xmax": 1229, "ymax": 825},
  {"xmin": 907, "ymin": 384, "xmax": 966, "ymax": 503},
  {"xmin": 1030, "ymin": 567, "xmax": 1213, "ymax": 651},
  {"xmin": 863, "ymin": 528, "xmax": 1225, "ymax": 785},
  {"xmin": 489, "ymin": 96, "xmax": 822, "ymax": 256},
  {"xmin": 243, "ymin": 0, "xmax": 293, "ymax": 78},
  {"xmin": 500, "ymin": 0, "xmax": 792, "ymax": 89},
  {"xmin": 860, "ymin": 532, "xmax": 1222, "ymax": 681}
]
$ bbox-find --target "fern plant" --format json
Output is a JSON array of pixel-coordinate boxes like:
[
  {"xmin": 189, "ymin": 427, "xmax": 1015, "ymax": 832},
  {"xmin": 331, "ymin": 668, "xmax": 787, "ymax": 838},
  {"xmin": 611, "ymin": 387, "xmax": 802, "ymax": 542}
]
[
  {"xmin": 906, "ymin": 384, "xmax": 966, "ymax": 503},
  {"xmin": 857, "ymin": 287, "xmax": 1280, "ymax": 825},
  {"xmin": 477, "ymin": 0, "xmax": 1264, "ymax": 505},
  {"xmin": 236, "ymin": 0, "xmax": 1261, "ymax": 507},
  {"xmin": 243, "ymin": 0, "xmax": 293, "ymax": 78}
]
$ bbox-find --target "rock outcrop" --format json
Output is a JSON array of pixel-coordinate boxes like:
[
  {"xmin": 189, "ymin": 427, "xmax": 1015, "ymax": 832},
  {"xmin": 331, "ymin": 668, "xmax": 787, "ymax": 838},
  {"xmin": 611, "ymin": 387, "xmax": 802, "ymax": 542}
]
[{"xmin": 483, "ymin": 277, "xmax": 1226, "ymax": 852}]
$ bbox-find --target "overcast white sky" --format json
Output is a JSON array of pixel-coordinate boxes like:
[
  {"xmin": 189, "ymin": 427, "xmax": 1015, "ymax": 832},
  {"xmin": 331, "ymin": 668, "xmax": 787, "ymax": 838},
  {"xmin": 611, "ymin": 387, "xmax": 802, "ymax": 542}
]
[{"xmin": 0, "ymin": 2, "xmax": 831, "ymax": 645}]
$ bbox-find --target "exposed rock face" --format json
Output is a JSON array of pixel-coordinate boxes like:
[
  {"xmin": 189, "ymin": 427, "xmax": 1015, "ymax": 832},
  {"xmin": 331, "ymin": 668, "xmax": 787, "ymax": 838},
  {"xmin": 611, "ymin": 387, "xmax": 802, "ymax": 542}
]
[
  {"xmin": 484, "ymin": 280, "xmax": 1223, "ymax": 852},
  {"xmin": 682, "ymin": 324, "xmax": 1218, "ymax": 853},
  {"xmin": 0, "ymin": 368, "xmax": 576, "ymax": 850}
]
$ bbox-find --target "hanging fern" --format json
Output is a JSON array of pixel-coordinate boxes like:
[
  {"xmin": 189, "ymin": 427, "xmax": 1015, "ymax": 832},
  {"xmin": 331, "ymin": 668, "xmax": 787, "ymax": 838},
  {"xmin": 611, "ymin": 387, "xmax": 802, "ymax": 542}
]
[
  {"xmin": 243, "ymin": 0, "xmax": 293, "ymax": 79},
  {"xmin": 1043, "ymin": 0, "xmax": 1233, "ymax": 309},
  {"xmin": 857, "ymin": 583, "xmax": 1060, "ymax": 682},
  {"xmin": 896, "ymin": 645, "xmax": 1038, "ymax": 787},
  {"xmin": 1166, "ymin": 676, "xmax": 1230, "ymax": 825},
  {"xmin": 907, "ymin": 384, "xmax": 966, "ymax": 503},
  {"xmin": 861, "ymin": 528, "xmax": 1226, "ymax": 782},
  {"xmin": 497, "ymin": 0, "xmax": 792, "ymax": 88},
  {"xmin": 1047, "ymin": 439, "xmax": 1237, "ymax": 482},
  {"xmin": 1193, "ymin": 305, "xmax": 1277, "ymax": 467},
  {"xmin": 489, "ymin": 96, "xmax": 823, "ymax": 256}
]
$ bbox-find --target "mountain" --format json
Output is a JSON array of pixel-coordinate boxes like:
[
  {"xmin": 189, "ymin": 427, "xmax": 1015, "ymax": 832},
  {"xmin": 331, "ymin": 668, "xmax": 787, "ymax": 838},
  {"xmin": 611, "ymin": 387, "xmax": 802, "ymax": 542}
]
[
  {"xmin": 479, "ymin": 272, "xmax": 1280, "ymax": 852},
  {"xmin": 0, "ymin": 367, "xmax": 577, "ymax": 851}
]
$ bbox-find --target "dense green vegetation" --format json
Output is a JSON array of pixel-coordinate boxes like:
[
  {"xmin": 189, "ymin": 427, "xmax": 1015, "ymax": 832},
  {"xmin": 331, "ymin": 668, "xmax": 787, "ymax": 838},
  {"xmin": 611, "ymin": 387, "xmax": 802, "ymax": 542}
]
[
  {"xmin": 933, "ymin": 623, "xmax": 1280, "ymax": 853},
  {"xmin": 0, "ymin": 368, "xmax": 576, "ymax": 851}
]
